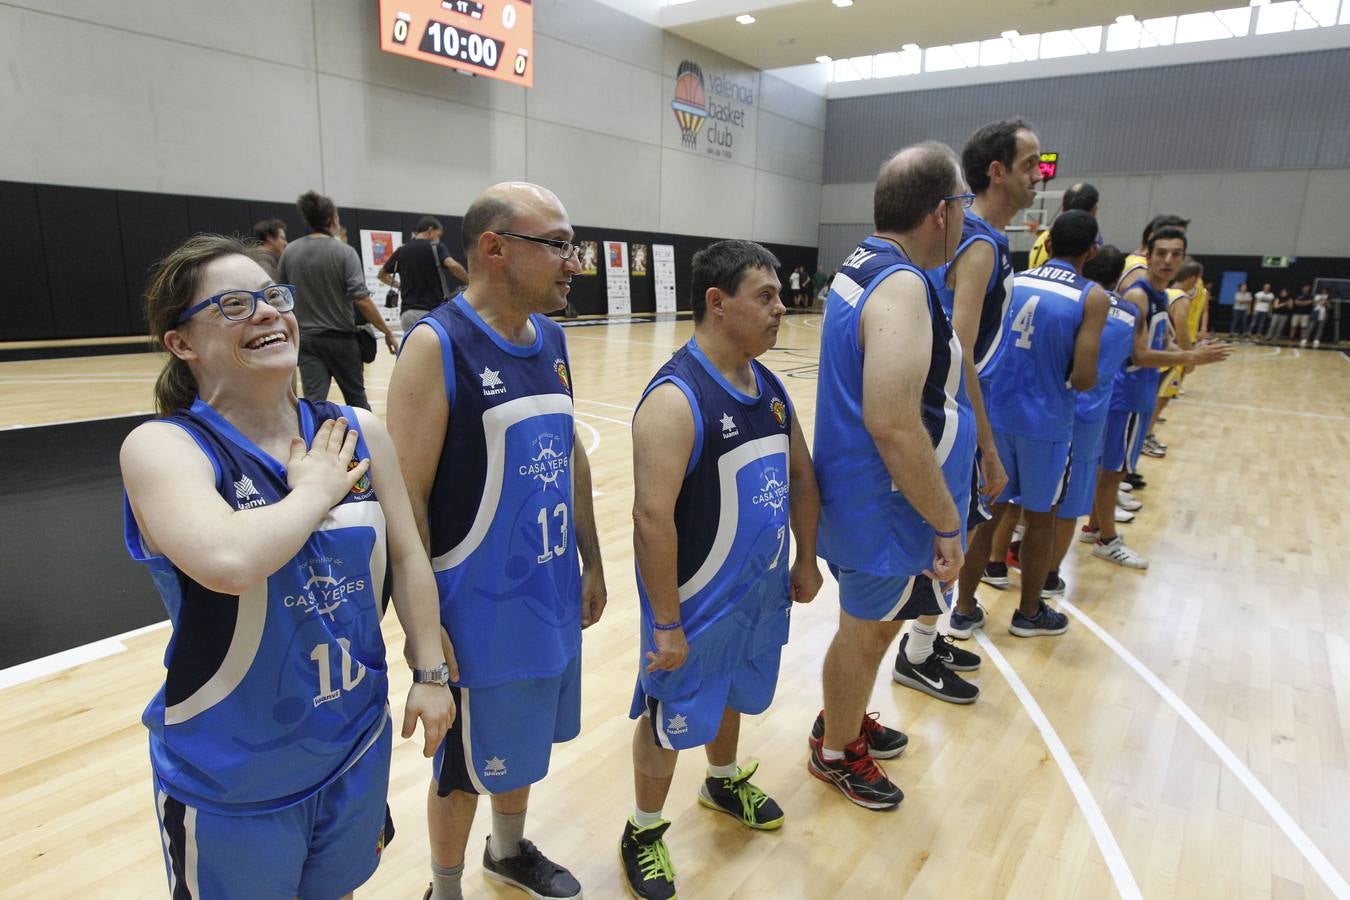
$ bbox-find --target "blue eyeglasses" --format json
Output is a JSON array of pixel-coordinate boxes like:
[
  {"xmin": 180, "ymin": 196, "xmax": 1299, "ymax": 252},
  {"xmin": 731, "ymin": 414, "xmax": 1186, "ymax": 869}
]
[
  {"xmin": 178, "ymin": 284, "xmax": 297, "ymax": 323},
  {"xmin": 942, "ymin": 193, "xmax": 976, "ymax": 210}
]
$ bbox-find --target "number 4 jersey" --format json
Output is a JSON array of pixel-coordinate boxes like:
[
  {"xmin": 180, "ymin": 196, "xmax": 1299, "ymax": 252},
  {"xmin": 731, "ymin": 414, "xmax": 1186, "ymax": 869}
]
[
  {"xmin": 125, "ymin": 398, "xmax": 389, "ymax": 815},
  {"xmin": 633, "ymin": 339, "xmax": 794, "ymax": 695},
  {"xmin": 413, "ymin": 295, "xmax": 581, "ymax": 689}
]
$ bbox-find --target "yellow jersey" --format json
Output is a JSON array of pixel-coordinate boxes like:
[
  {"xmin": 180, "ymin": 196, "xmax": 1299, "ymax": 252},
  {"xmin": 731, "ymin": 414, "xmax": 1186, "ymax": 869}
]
[
  {"xmin": 1119, "ymin": 253, "xmax": 1148, "ymax": 291},
  {"xmin": 1027, "ymin": 230, "xmax": 1051, "ymax": 270}
]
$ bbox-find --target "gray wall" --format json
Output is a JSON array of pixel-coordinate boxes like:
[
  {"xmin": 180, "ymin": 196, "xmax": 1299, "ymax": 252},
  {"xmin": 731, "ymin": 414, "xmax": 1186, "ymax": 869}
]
[
  {"xmin": 0, "ymin": 0, "xmax": 824, "ymax": 248},
  {"xmin": 819, "ymin": 48, "xmax": 1350, "ymax": 264}
]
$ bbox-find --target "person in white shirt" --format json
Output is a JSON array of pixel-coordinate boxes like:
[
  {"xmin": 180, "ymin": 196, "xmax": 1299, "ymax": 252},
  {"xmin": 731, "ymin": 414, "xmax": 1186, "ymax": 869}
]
[
  {"xmin": 1250, "ymin": 283, "xmax": 1274, "ymax": 337},
  {"xmin": 1305, "ymin": 290, "xmax": 1331, "ymax": 348},
  {"xmin": 1231, "ymin": 282, "xmax": 1253, "ymax": 337}
]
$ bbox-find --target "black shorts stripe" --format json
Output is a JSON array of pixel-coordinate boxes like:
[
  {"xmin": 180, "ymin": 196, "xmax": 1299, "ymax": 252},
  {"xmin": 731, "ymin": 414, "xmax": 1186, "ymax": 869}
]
[
  {"xmin": 1052, "ymin": 441, "xmax": 1073, "ymax": 507},
  {"xmin": 435, "ymin": 684, "xmax": 480, "ymax": 797},
  {"xmin": 160, "ymin": 793, "xmax": 193, "ymax": 900}
]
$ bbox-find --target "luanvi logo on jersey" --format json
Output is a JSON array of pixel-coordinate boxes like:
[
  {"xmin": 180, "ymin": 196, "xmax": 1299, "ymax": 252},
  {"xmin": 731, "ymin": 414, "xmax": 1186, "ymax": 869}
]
[
  {"xmin": 519, "ymin": 432, "xmax": 569, "ymax": 486},
  {"xmin": 752, "ymin": 467, "xmax": 788, "ymax": 511},
  {"xmin": 720, "ymin": 412, "xmax": 739, "ymax": 439},
  {"xmin": 480, "ymin": 366, "xmax": 507, "ymax": 397},
  {"xmin": 665, "ymin": 714, "xmax": 688, "ymax": 735},
  {"xmin": 284, "ymin": 556, "xmax": 367, "ymax": 620},
  {"xmin": 483, "ymin": 756, "xmax": 508, "ymax": 777},
  {"xmin": 233, "ymin": 474, "xmax": 266, "ymax": 509}
]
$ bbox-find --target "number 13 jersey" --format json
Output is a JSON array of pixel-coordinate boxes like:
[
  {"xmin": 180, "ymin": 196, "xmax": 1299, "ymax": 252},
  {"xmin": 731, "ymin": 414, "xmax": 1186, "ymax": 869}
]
[{"xmin": 414, "ymin": 295, "xmax": 580, "ymax": 689}]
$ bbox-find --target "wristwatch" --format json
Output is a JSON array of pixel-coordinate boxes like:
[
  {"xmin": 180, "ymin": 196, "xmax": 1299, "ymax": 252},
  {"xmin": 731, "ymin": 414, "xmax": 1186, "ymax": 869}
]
[{"xmin": 412, "ymin": 662, "xmax": 451, "ymax": 686}]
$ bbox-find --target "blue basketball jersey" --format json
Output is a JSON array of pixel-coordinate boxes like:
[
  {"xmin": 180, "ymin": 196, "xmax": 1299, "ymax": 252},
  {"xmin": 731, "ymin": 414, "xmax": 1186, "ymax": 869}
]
[
  {"xmin": 1111, "ymin": 277, "xmax": 1170, "ymax": 413},
  {"xmin": 815, "ymin": 236, "xmax": 977, "ymax": 577},
  {"xmin": 933, "ymin": 211, "xmax": 1015, "ymax": 377},
  {"xmin": 634, "ymin": 339, "xmax": 794, "ymax": 695},
  {"xmin": 987, "ymin": 260, "xmax": 1090, "ymax": 442},
  {"xmin": 126, "ymin": 398, "xmax": 390, "ymax": 815},
  {"xmin": 1076, "ymin": 293, "xmax": 1137, "ymax": 423},
  {"xmin": 415, "ymin": 295, "xmax": 580, "ymax": 689}
]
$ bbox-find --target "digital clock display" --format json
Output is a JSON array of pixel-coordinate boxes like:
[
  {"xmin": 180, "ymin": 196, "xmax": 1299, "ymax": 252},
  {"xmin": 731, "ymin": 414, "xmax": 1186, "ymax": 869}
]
[
  {"xmin": 1038, "ymin": 151, "xmax": 1059, "ymax": 182},
  {"xmin": 379, "ymin": 0, "xmax": 534, "ymax": 87}
]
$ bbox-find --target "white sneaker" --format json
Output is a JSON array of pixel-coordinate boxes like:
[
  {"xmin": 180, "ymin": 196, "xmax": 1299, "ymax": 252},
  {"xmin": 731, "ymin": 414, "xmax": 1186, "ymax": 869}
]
[
  {"xmin": 1114, "ymin": 506, "xmax": 1136, "ymax": 523},
  {"xmin": 1118, "ymin": 481, "xmax": 1133, "ymax": 493},
  {"xmin": 1313, "ymin": 340, "xmax": 1320, "ymax": 349},
  {"xmin": 1079, "ymin": 526, "xmax": 1101, "ymax": 544},
  {"xmin": 1092, "ymin": 536, "xmax": 1149, "ymax": 569},
  {"xmin": 1300, "ymin": 339, "xmax": 1308, "ymax": 348},
  {"xmin": 1117, "ymin": 491, "xmax": 1142, "ymax": 512}
]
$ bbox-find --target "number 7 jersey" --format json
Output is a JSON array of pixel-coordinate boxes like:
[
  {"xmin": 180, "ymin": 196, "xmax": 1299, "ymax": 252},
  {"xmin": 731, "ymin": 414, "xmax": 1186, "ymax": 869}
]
[{"xmin": 413, "ymin": 296, "xmax": 581, "ymax": 689}]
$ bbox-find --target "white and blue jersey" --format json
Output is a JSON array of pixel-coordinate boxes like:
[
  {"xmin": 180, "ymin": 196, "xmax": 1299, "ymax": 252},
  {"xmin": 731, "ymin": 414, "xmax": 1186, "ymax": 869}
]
[
  {"xmin": 1111, "ymin": 277, "xmax": 1170, "ymax": 414},
  {"xmin": 987, "ymin": 260, "xmax": 1091, "ymax": 443},
  {"xmin": 633, "ymin": 340, "xmax": 794, "ymax": 707},
  {"xmin": 1077, "ymin": 294, "xmax": 1138, "ymax": 427},
  {"xmin": 413, "ymin": 295, "xmax": 580, "ymax": 689},
  {"xmin": 815, "ymin": 236, "xmax": 977, "ymax": 577},
  {"xmin": 126, "ymin": 398, "xmax": 389, "ymax": 816},
  {"xmin": 932, "ymin": 210, "xmax": 1015, "ymax": 380}
]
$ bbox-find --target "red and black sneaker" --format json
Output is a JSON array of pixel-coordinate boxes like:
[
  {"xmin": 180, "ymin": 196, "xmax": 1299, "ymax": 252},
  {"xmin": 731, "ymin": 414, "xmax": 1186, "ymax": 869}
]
[
  {"xmin": 807, "ymin": 734, "xmax": 903, "ymax": 810},
  {"xmin": 1006, "ymin": 542, "xmax": 1021, "ymax": 571},
  {"xmin": 810, "ymin": 710, "xmax": 909, "ymax": 760}
]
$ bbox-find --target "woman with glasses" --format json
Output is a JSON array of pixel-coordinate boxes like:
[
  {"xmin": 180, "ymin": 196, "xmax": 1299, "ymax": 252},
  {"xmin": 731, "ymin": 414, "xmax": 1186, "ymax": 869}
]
[{"xmin": 119, "ymin": 234, "xmax": 453, "ymax": 899}]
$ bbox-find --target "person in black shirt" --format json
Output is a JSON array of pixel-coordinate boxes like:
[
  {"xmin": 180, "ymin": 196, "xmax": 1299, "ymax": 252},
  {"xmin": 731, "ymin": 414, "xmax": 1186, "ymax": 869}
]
[
  {"xmin": 1291, "ymin": 284, "xmax": 1314, "ymax": 343},
  {"xmin": 379, "ymin": 216, "xmax": 470, "ymax": 333}
]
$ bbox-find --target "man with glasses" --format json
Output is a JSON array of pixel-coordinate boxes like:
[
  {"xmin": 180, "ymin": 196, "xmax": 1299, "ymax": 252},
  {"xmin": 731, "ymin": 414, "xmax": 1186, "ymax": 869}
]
[
  {"xmin": 277, "ymin": 190, "xmax": 396, "ymax": 410},
  {"xmin": 387, "ymin": 182, "xmax": 607, "ymax": 900},
  {"xmin": 810, "ymin": 142, "xmax": 979, "ymax": 810},
  {"xmin": 944, "ymin": 119, "xmax": 1042, "ymax": 647}
]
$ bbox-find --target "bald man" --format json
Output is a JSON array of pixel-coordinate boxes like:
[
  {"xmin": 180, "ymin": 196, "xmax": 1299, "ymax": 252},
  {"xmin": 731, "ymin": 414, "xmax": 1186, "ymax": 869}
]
[{"xmin": 387, "ymin": 183, "xmax": 608, "ymax": 900}]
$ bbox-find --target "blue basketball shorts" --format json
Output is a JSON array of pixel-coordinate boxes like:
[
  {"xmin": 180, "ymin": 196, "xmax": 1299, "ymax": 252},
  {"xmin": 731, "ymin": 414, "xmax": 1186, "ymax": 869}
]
[
  {"xmin": 831, "ymin": 563, "xmax": 947, "ymax": 622},
  {"xmin": 154, "ymin": 716, "xmax": 393, "ymax": 900},
  {"xmin": 631, "ymin": 643, "xmax": 784, "ymax": 751},
  {"xmin": 994, "ymin": 430, "xmax": 1072, "ymax": 513},
  {"xmin": 433, "ymin": 651, "xmax": 581, "ymax": 796},
  {"xmin": 1058, "ymin": 416, "xmax": 1110, "ymax": 520},
  {"xmin": 1102, "ymin": 407, "xmax": 1150, "ymax": 474}
]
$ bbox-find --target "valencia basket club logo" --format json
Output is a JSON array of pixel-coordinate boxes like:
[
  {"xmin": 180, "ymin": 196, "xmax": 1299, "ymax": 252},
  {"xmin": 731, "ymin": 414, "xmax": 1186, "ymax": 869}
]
[{"xmin": 672, "ymin": 60, "xmax": 708, "ymax": 149}]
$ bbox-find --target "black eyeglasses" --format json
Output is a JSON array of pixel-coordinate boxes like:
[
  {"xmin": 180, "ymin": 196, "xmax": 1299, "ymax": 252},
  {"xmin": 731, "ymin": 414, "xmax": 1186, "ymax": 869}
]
[
  {"xmin": 496, "ymin": 231, "xmax": 579, "ymax": 261},
  {"xmin": 942, "ymin": 193, "xmax": 976, "ymax": 210},
  {"xmin": 177, "ymin": 284, "xmax": 296, "ymax": 323}
]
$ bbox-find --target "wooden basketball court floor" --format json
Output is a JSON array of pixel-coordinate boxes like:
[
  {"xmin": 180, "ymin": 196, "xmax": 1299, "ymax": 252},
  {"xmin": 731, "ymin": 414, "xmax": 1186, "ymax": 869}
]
[{"xmin": 2, "ymin": 318, "xmax": 1348, "ymax": 899}]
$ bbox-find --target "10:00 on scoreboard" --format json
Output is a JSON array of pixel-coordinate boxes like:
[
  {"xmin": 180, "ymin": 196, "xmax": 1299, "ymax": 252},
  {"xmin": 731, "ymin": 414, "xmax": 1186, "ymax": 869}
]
[{"xmin": 379, "ymin": 0, "xmax": 534, "ymax": 87}]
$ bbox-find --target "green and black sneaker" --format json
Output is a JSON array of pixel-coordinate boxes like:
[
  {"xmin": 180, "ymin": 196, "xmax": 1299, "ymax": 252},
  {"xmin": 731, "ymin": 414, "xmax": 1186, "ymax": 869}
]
[
  {"xmin": 696, "ymin": 760, "xmax": 785, "ymax": 830},
  {"xmin": 619, "ymin": 817, "xmax": 677, "ymax": 900}
]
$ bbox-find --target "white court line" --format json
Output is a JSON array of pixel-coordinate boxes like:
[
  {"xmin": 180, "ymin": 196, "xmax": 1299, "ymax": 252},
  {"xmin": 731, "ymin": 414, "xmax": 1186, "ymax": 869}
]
[
  {"xmin": 1184, "ymin": 399, "xmax": 1350, "ymax": 423},
  {"xmin": 574, "ymin": 417, "xmax": 601, "ymax": 455},
  {"xmin": 575, "ymin": 398, "xmax": 639, "ymax": 413},
  {"xmin": 0, "ymin": 377, "xmax": 156, "ymax": 385},
  {"xmin": 0, "ymin": 410, "xmax": 153, "ymax": 430},
  {"xmin": 973, "ymin": 630, "xmax": 1144, "ymax": 900},
  {"xmin": 1059, "ymin": 599, "xmax": 1350, "ymax": 899},
  {"xmin": 575, "ymin": 410, "xmax": 633, "ymax": 429},
  {"xmin": 0, "ymin": 619, "xmax": 169, "ymax": 692}
]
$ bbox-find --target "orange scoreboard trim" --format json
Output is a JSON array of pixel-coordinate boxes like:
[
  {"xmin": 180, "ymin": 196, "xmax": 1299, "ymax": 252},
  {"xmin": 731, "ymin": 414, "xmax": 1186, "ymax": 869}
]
[{"xmin": 379, "ymin": 0, "xmax": 534, "ymax": 88}]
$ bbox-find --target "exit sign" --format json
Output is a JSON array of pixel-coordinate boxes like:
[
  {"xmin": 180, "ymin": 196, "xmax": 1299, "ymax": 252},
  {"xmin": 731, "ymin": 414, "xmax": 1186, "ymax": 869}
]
[{"xmin": 1261, "ymin": 255, "xmax": 1292, "ymax": 268}]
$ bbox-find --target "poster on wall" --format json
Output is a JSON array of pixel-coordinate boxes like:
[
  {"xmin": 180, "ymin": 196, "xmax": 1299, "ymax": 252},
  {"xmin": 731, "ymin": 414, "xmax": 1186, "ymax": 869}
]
[
  {"xmin": 653, "ymin": 244, "xmax": 677, "ymax": 314},
  {"xmin": 359, "ymin": 229, "xmax": 403, "ymax": 329},
  {"xmin": 605, "ymin": 240, "xmax": 631, "ymax": 316},
  {"xmin": 576, "ymin": 240, "xmax": 600, "ymax": 276},
  {"xmin": 631, "ymin": 244, "xmax": 649, "ymax": 276}
]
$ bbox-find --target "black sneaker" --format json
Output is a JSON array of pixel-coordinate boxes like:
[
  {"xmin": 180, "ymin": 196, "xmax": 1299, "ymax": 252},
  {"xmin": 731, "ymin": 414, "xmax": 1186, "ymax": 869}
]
[
  {"xmin": 618, "ymin": 818, "xmax": 676, "ymax": 900},
  {"xmin": 980, "ymin": 561, "xmax": 1010, "ymax": 589},
  {"xmin": 892, "ymin": 642, "xmax": 979, "ymax": 704},
  {"xmin": 697, "ymin": 760, "xmax": 784, "ymax": 830},
  {"xmin": 1009, "ymin": 601, "xmax": 1070, "ymax": 638},
  {"xmin": 810, "ymin": 709, "xmax": 908, "ymax": 760},
  {"xmin": 1124, "ymin": 472, "xmax": 1147, "ymax": 490},
  {"xmin": 929, "ymin": 632, "xmax": 981, "ymax": 672},
  {"xmin": 1041, "ymin": 572, "xmax": 1066, "ymax": 599},
  {"xmin": 807, "ymin": 734, "xmax": 903, "ymax": 810},
  {"xmin": 483, "ymin": 837, "xmax": 581, "ymax": 899}
]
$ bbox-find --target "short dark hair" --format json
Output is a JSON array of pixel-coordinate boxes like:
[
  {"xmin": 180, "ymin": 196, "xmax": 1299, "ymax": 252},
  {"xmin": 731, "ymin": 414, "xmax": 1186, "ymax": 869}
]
[
  {"xmin": 252, "ymin": 218, "xmax": 286, "ymax": 243},
  {"xmin": 1141, "ymin": 213, "xmax": 1189, "ymax": 246},
  {"xmin": 461, "ymin": 195, "xmax": 516, "ymax": 258},
  {"xmin": 961, "ymin": 119, "xmax": 1031, "ymax": 194},
  {"xmin": 1146, "ymin": 225, "xmax": 1188, "ymax": 253},
  {"xmin": 874, "ymin": 142, "xmax": 960, "ymax": 233},
  {"xmin": 297, "ymin": 191, "xmax": 336, "ymax": 231},
  {"xmin": 415, "ymin": 215, "xmax": 443, "ymax": 233},
  {"xmin": 689, "ymin": 240, "xmax": 780, "ymax": 323},
  {"xmin": 1082, "ymin": 244, "xmax": 1125, "ymax": 288},
  {"xmin": 1062, "ymin": 182, "xmax": 1099, "ymax": 212},
  {"xmin": 1176, "ymin": 257, "xmax": 1204, "ymax": 281},
  {"xmin": 1048, "ymin": 210, "xmax": 1098, "ymax": 259}
]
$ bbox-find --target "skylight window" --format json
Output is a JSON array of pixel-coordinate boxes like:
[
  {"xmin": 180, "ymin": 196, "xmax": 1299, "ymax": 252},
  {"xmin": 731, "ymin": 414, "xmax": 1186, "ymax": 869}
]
[{"xmin": 1255, "ymin": 1, "xmax": 1298, "ymax": 32}]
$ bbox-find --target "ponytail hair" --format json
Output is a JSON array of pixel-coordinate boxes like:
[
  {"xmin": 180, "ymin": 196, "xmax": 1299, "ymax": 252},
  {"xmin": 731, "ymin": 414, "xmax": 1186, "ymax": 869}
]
[{"xmin": 144, "ymin": 234, "xmax": 268, "ymax": 416}]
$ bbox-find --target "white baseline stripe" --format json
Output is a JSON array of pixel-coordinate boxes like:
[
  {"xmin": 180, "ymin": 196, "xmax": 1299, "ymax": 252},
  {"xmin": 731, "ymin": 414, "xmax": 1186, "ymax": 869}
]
[
  {"xmin": 0, "ymin": 619, "xmax": 171, "ymax": 691},
  {"xmin": 575, "ymin": 410, "xmax": 632, "ymax": 429},
  {"xmin": 1184, "ymin": 399, "xmax": 1350, "ymax": 423},
  {"xmin": 974, "ymin": 629, "xmax": 1144, "ymax": 900},
  {"xmin": 1060, "ymin": 599, "xmax": 1350, "ymax": 899},
  {"xmin": 0, "ymin": 411, "xmax": 154, "ymax": 430}
]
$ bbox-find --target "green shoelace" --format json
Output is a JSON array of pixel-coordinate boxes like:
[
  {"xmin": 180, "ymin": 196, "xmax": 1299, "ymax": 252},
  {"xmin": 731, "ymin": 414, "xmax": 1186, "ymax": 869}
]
[{"xmin": 636, "ymin": 837, "xmax": 676, "ymax": 883}]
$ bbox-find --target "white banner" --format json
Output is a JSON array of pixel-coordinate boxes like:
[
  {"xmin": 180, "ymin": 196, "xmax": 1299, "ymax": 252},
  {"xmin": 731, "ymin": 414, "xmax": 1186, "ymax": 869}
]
[
  {"xmin": 604, "ymin": 240, "xmax": 631, "ymax": 316},
  {"xmin": 653, "ymin": 244, "xmax": 677, "ymax": 314},
  {"xmin": 358, "ymin": 229, "xmax": 403, "ymax": 328}
]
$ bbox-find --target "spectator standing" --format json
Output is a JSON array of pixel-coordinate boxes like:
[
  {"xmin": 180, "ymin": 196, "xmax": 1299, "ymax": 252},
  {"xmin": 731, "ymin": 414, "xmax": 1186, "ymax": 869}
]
[
  {"xmin": 378, "ymin": 216, "xmax": 470, "ymax": 333},
  {"xmin": 1305, "ymin": 288, "xmax": 1330, "ymax": 348},
  {"xmin": 1291, "ymin": 284, "xmax": 1314, "ymax": 343},
  {"xmin": 252, "ymin": 218, "xmax": 287, "ymax": 278},
  {"xmin": 1250, "ymin": 283, "xmax": 1274, "ymax": 337},
  {"xmin": 1231, "ymin": 282, "xmax": 1253, "ymax": 337},
  {"xmin": 1266, "ymin": 288, "xmax": 1293, "ymax": 342}
]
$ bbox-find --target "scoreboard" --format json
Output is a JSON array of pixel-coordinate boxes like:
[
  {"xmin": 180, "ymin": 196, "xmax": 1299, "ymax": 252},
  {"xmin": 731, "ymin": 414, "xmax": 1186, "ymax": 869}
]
[
  {"xmin": 379, "ymin": 0, "xmax": 534, "ymax": 88},
  {"xmin": 1038, "ymin": 151, "xmax": 1059, "ymax": 182}
]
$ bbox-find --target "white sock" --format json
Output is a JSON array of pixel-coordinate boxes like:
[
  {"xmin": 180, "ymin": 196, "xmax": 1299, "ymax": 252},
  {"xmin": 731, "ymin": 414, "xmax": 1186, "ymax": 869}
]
[
  {"xmin": 706, "ymin": 762, "xmax": 738, "ymax": 780},
  {"xmin": 633, "ymin": 807, "xmax": 664, "ymax": 829},
  {"xmin": 430, "ymin": 861, "xmax": 464, "ymax": 900},
  {"xmin": 821, "ymin": 746, "xmax": 845, "ymax": 761},
  {"xmin": 905, "ymin": 622, "xmax": 937, "ymax": 663},
  {"xmin": 489, "ymin": 808, "xmax": 526, "ymax": 860}
]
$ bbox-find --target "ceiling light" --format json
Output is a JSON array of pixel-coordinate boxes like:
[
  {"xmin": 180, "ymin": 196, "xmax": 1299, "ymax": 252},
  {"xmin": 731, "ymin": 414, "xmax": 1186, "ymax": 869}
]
[
  {"xmin": 816, "ymin": 55, "xmax": 833, "ymax": 63},
  {"xmin": 1001, "ymin": 29, "xmax": 1019, "ymax": 39},
  {"xmin": 832, "ymin": 0, "xmax": 854, "ymax": 7},
  {"xmin": 1116, "ymin": 14, "xmax": 1136, "ymax": 24},
  {"xmin": 735, "ymin": 13, "xmax": 755, "ymax": 24}
]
